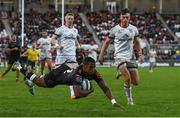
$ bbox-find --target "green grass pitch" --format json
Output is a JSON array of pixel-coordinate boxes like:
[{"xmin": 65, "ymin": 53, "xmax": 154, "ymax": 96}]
[{"xmin": 0, "ymin": 67, "xmax": 180, "ymax": 117}]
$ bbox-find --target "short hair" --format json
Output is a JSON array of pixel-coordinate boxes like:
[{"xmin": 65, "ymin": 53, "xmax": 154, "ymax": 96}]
[
  {"xmin": 83, "ymin": 57, "xmax": 95, "ymax": 65},
  {"xmin": 120, "ymin": 8, "xmax": 130, "ymax": 15},
  {"xmin": 65, "ymin": 12, "xmax": 74, "ymax": 17}
]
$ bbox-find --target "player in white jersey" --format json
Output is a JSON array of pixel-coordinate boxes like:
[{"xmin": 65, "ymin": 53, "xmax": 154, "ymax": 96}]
[
  {"xmin": 81, "ymin": 40, "xmax": 99, "ymax": 62},
  {"xmin": 87, "ymin": 40, "xmax": 99, "ymax": 62},
  {"xmin": 51, "ymin": 12, "xmax": 80, "ymax": 99},
  {"xmin": 149, "ymin": 47, "xmax": 157, "ymax": 72},
  {"xmin": 99, "ymin": 8, "xmax": 144, "ymax": 105},
  {"xmin": 37, "ymin": 30, "xmax": 52, "ymax": 75}
]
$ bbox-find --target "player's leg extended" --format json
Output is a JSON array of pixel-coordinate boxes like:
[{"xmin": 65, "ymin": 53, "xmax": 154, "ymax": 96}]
[
  {"xmin": 46, "ymin": 58, "xmax": 52, "ymax": 72},
  {"xmin": 152, "ymin": 62, "xmax": 156, "ymax": 71},
  {"xmin": 124, "ymin": 61, "xmax": 139, "ymax": 105},
  {"xmin": 118, "ymin": 63, "xmax": 134, "ymax": 105},
  {"xmin": 17, "ymin": 65, "xmax": 46, "ymax": 87},
  {"xmin": 116, "ymin": 69, "xmax": 122, "ymax": 79},
  {"xmin": 16, "ymin": 69, "xmax": 20, "ymax": 82},
  {"xmin": 0, "ymin": 63, "xmax": 13, "ymax": 78},
  {"xmin": 129, "ymin": 68, "xmax": 139, "ymax": 85},
  {"xmin": 124, "ymin": 68, "xmax": 139, "ymax": 105},
  {"xmin": 40, "ymin": 60, "xmax": 45, "ymax": 75},
  {"xmin": 31, "ymin": 75, "xmax": 47, "ymax": 87},
  {"xmin": 149, "ymin": 62, "xmax": 153, "ymax": 72},
  {"xmin": 119, "ymin": 63, "xmax": 131, "ymax": 86}
]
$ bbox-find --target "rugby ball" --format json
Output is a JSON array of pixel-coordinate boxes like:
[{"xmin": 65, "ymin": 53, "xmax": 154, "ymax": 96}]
[{"xmin": 82, "ymin": 79, "xmax": 91, "ymax": 90}]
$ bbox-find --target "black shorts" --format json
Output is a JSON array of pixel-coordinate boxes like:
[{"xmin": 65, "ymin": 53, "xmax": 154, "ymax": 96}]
[
  {"xmin": 19, "ymin": 56, "xmax": 27, "ymax": 64},
  {"xmin": 27, "ymin": 60, "xmax": 36, "ymax": 69},
  {"xmin": 118, "ymin": 61, "xmax": 138, "ymax": 69},
  {"xmin": 8, "ymin": 56, "xmax": 20, "ymax": 65},
  {"xmin": 44, "ymin": 64, "xmax": 71, "ymax": 88}
]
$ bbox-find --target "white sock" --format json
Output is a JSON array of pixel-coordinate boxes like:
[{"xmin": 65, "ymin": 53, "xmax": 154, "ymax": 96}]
[
  {"xmin": 69, "ymin": 86, "xmax": 75, "ymax": 96},
  {"xmin": 29, "ymin": 74, "xmax": 37, "ymax": 81},
  {"xmin": 124, "ymin": 84, "xmax": 133, "ymax": 102}
]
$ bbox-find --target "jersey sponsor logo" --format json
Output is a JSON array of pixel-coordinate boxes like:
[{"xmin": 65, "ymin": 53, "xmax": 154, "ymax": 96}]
[{"xmin": 129, "ymin": 29, "xmax": 133, "ymax": 33}]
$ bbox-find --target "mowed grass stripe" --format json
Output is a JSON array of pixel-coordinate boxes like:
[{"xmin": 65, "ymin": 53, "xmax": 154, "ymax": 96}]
[{"xmin": 0, "ymin": 67, "xmax": 180, "ymax": 116}]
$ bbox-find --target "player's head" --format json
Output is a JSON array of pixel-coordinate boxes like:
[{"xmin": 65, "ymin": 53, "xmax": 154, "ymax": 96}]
[
  {"xmin": 120, "ymin": 8, "xmax": 131, "ymax": 26},
  {"xmin": 82, "ymin": 57, "xmax": 96, "ymax": 75},
  {"xmin": 11, "ymin": 33, "xmax": 17, "ymax": 42},
  {"xmin": 90, "ymin": 40, "xmax": 95, "ymax": 45},
  {"xmin": 41, "ymin": 29, "xmax": 48, "ymax": 38},
  {"xmin": 65, "ymin": 12, "xmax": 74, "ymax": 27},
  {"xmin": 32, "ymin": 41, "xmax": 37, "ymax": 49}
]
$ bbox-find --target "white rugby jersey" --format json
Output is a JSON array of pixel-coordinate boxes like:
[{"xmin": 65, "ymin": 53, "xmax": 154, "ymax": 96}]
[
  {"xmin": 37, "ymin": 37, "xmax": 51, "ymax": 53},
  {"xmin": 55, "ymin": 25, "xmax": 78, "ymax": 57},
  {"xmin": 81, "ymin": 44, "xmax": 98, "ymax": 61},
  {"xmin": 109, "ymin": 24, "xmax": 139, "ymax": 60},
  {"xmin": 88, "ymin": 44, "xmax": 98, "ymax": 62}
]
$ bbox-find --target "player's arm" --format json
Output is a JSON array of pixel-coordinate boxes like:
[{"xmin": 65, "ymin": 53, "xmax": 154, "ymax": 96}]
[
  {"xmin": 96, "ymin": 79, "xmax": 114, "ymax": 100},
  {"xmin": 22, "ymin": 49, "xmax": 28, "ymax": 56},
  {"xmin": 92, "ymin": 47, "xmax": 99, "ymax": 53},
  {"xmin": 50, "ymin": 34, "xmax": 58, "ymax": 45},
  {"xmin": 51, "ymin": 34, "xmax": 65, "ymax": 50},
  {"xmin": 94, "ymin": 72, "xmax": 123, "ymax": 108},
  {"xmin": 75, "ymin": 38, "xmax": 81, "ymax": 49},
  {"xmin": 96, "ymin": 78, "xmax": 123, "ymax": 108},
  {"xmin": 98, "ymin": 37, "xmax": 111, "ymax": 65},
  {"xmin": 36, "ymin": 40, "xmax": 41, "ymax": 49},
  {"xmin": 7, "ymin": 47, "xmax": 19, "ymax": 52},
  {"xmin": 36, "ymin": 50, "xmax": 40, "ymax": 63},
  {"xmin": 134, "ymin": 37, "xmax": 144, "ymax": 63},
  {"xmin": 71, "ymin": 83, "xmax": 94, "ymax": 99},
  {"xmin": 134, "ymin": 37, "xmax": 143, "ymax": 56}
]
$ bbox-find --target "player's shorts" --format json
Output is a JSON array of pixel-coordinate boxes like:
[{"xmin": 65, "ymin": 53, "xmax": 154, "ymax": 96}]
[
  {"xmin": 8, "ymin": 56, "xmax": 20, "ymax": 65},
  {"xmin": 19, "ymin": 56, "xmax": 27, "ymax": 64},
  {"xmin": 115, "ymin": 58, "xmax": 138, "ymax": 69},
  {"xmin": 55, "ymin": 55, "xmax": 76, "ymax": 66},
  {"xmin": 43, "ymin": 63, "xmax": 72, "ymax": 88},
  {"xmin": 27, "ymin": 60, "xmax": 36, "ymax": 69},
  {"xmin": 149, "ymin": 58, "xmax": 156, "ymax": 63},
  {"xmin": 40, "ymin": 52, "xmax": 52, "ymax": 61}
]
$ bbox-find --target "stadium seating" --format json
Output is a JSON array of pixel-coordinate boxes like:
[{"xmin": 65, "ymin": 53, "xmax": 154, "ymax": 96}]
[{"xmin": 0, "ymin": 9, "xmax": 180, "ymax": 62}]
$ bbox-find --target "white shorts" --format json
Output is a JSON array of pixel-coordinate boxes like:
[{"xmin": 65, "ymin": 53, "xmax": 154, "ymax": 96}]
[
  {"xmin": 40, "ymin": 53, "xmax": 52, "ymax": 60},
  {"xmin": 55, "ymin": 55, "xmax": 76, "ymax": 66},
  {"xmin": 115, "ymin": 58, "xmax": 130, "ymax": 66},
  {"xmin": 115, "ymin": 58, "xmax": 137, "ymax": 69}
]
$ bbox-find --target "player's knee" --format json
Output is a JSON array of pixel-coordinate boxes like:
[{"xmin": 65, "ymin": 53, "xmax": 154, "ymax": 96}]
[
  {"xmin": 125, "ymin": 77, "xmax": 131, "ymax": 83},
  {"xmin": 132, "ymin": 81, "xmax": 139, "ymax": 86},
  {"xmin": 34, "ymin": 78, "xmax": 47, "ymax": 87}
]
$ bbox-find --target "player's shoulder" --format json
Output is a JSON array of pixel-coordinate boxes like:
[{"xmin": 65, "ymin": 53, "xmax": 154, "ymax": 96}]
[
  {"xmin": 94, "ymin": 70, "xmax": 102, "ymax": 78},
  {"xmin": 38, "ymin": 37, "xmax": 43, "ymax": 41},
  {"xmin": 112, "ymin": 24, "xmax": 120, "ymax": 29},
  {"xmin": 129, "ymin": 24, "xmax": 138, "ymax": 30},
  {"xmin": 35, "ymin": 49, "xmax": 40, "ymax": 52},
  {"xmin": 27, "ymin": 48, "xmax": 32, "ymax": 51},
  {"xmin": 56, "ymin": 25, "xmax": 66, "ymax": 32},
  {"xmin": 71, "ymin": 27, "xmax": 78, "ymax": 34},
  {"xmin": 110, "ymin": 25, "xmax": 119, "ymax": 32}
]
